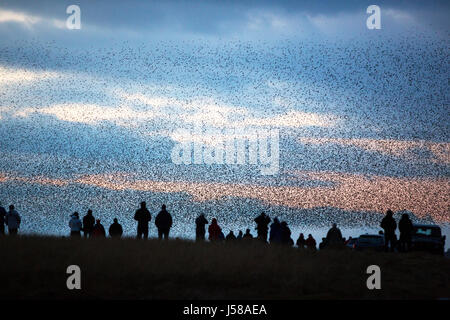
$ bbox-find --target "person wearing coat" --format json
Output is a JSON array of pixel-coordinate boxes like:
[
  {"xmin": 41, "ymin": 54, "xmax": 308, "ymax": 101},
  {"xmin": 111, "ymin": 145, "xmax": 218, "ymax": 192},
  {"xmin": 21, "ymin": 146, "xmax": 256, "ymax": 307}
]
[
  {"xmin": 91, "ymin": 219, "xmax": 106, "ymax": 238},
  {"xmin": 69, "ymin": 212, "xmax": 82, "ymax": 237},
  {"xmin": 208, "ymin": 218, "xmax": 222, "ymax": 242},
  {"xmin": 5, "ymin": 205, "xmax": 21, "ymax": 236},
  {"xmin": 108, "ymin": 218, "xmax": 123, "ymax": 238},
  {"xmin": 155, "ymin": 204, "xmax": 173, "ymax": 240}
]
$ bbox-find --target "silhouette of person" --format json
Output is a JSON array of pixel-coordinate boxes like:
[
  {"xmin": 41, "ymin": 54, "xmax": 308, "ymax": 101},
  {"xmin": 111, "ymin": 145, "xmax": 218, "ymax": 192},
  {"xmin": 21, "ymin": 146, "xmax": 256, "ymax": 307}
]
[
  {"xmin": 344, "ymin": 236, "xmax": 353, "ymax": 245},
  {"xmin": 82, "ymin": 209, "xmax": 95, "ymax": 238},
  {"xmin": 155, "ymin": 204, "xmax": 173, "ymax": 240},
  {"xmin": 325, "ymin": 223, "xmax": 344, "ymax": 248},
  {"xmin": 243, "ymin": 228, "xmax": 253, "ymax": 240},
  {"xmin": 208, "ymin": 218, "xmax": 222, "ymax": 242},
  {"xmin": 5, "ymin": 205, "xmax": 21, "ymax": 236},
  {"xmin": 195, "ymin": 214, "xmax": 208, "ymax": 241},
  {"xmin": 319, "ymin": 237, "xmax": 327, "ymax": 250},
  {"xmin": 236, "ymin": 230, "xmax": 243, "ymax": 241},
  {"xmin": 305, "ymin": 234, "xmax": 316, "ymax": 251},
  {"xmin": 269, "ymin": 218, "xmax": 282, "ymax": 244},
  {"xmin": 134, "ymin": 202, "xmax": 151, "ymax": 239},
  {"xmin": 296, "ymin": 233, "xmax": 306, "ymax": 249},
  {"xmin": 92, "ymin": 219, "xmax": 106, "ymax": 238},
  {"xmin": 380, "ymin": 209, "xmax": 397, "ymax": 252},
  {"xmin": 225, "ymin": 230, "xmax": 236, "ymax": 242},
  {"xmin": 254, "ymin": 212, "xmax": 271, "ymax": 242},
  {"xmin": 280, "ymin": 221, "xmax": 293, "ymax": 246},
  {"xmin": 69, "ymin": 212, "xmax": 82, "ymax": 237},
  {"xmin": 399, "ymin": 213, "xmax": 413, "ymax": 252},
  {"xmin": 109, "ymin": 218, "xmax": 123, "ymax": 238},
  {"xmin": 0, "ymin": 202, "xmax": 7, "ymax": 236}
]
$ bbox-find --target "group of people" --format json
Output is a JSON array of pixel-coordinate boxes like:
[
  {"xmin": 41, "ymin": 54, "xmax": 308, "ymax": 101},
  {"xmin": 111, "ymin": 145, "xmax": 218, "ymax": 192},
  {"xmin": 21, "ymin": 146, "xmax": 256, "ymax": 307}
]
[
  {"xmin": 1, "ymin": 201, "xmax": 418, "ymax": 252},
  {"xmin": 0, "ymin": 203, "xmax": 21, "ymax": 236}
]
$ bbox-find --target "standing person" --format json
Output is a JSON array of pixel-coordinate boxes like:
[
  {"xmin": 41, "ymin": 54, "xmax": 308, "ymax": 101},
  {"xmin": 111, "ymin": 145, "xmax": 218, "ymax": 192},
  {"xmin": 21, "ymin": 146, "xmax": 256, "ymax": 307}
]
[
  {"xmin": 325, "ymin": 223, "xmax": 344, "ymax": 248},
  {"xmin": 109, "ymin": 218, "xmax": 123, "ymax": 238},
  {"xmin": 398, "ymin": 213, "xmax": 413, "ymax": 252},
  {"xmin": 69, "ymin": 212, "xmax": 82, "ymax": 237},
  {"xmin": 254, "ymin": 212, "xmax": 271, "ymax": 242},
  {"xmin": 82, "ymin": 209, "xmax": 95, "ymax": 238},
  {"xmin": 155, "ymin": 204, "xmax": 173, "ymax": 240},
  {"xmin": 0, "ymin": 202, "xmax": 7, "ymax": 236},
  {"xmin": 296, "ymin": 233, "xmax": 306, "ymax": 248},
  {"xmin": 208, "ymin": 218, "xmax": 222, "ymax": 242},
  {"xmin": 225, "ymin": 230, "xmax": 236, "ymax": 242},
  {"xmin": 380, "ymin": 209, "xmax": 397, "ymax": 252},
  {"xmin": 5, "ymin": 205, "xmax": 21, "ymax": 236},
  {"xmin": 269, "ymin": 218, "xmax": 282, "ymax": 244},
  {"xmin": 280, "ymin": 221, "xmax": 293, "ymax": 246},
  {"xmin": 236, "ymin": 230, "xmax": 243, "ymax": 241},
  {"xmin": 91, "ymin": 219, "xmax": 106, "ymax": 238},
  {"xmin": 134, "ymin": 202, "xmax": 151, "ymax": 239},
  {"xmin": 305, "ymin": 234, "xmax": 317, "ymax": 251},
  {"xmin": 243, "ymin": 228, "xmax": 254, "ymax": 240},
  {"xmin": 195, "ymin": 214, "xmax": 208, "ymax": 241}
]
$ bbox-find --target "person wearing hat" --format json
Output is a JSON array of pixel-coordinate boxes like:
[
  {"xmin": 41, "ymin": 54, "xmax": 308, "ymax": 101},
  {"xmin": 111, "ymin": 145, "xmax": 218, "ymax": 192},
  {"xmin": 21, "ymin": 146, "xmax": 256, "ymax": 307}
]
[{"xmin": 69, "ymin": 212, "xmax": 82, "ymax": 237}]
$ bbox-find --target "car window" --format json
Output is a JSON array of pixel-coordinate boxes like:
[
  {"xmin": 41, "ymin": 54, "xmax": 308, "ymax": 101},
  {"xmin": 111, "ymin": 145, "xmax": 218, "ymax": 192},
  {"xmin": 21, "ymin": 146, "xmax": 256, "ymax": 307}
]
[{"xmin": 414, "ymin": 227, "xmax": 441, "ymax": 237}]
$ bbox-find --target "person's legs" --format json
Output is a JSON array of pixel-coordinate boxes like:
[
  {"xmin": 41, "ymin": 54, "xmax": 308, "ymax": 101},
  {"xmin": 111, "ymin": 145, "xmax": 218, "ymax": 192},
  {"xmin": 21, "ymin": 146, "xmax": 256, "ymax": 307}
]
[
  {"xmin": 158, "ymin": 229, "xmax": 163, "ymax": 240},
  {"xmin": 143, "ymin": 227, "xmax": 148, "ymax": 240},
  {"xmin": 0, "ymin": 225, "xmax": 4, "ymax": 236},
  {"xmin": 137, "ymin": 225, "xmax": 143, "ymax": 239},
  {"xmin": 164, "ymin": 230, "xmax": 170, "ymax": 240},
  {"xmin": 384, "ymin": 234, "xmax": 390, "ymax": 252},
  {"xmin": 9, "ymin": 228, "xmax": 17, "ymax": 236}
]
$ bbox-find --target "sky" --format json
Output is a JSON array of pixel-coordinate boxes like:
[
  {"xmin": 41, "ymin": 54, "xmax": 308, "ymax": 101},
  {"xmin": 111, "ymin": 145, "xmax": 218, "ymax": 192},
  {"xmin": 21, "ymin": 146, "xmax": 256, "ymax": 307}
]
[{"xmin": 0, "ymin": 0, "xmax": 449, "ymax": 243}]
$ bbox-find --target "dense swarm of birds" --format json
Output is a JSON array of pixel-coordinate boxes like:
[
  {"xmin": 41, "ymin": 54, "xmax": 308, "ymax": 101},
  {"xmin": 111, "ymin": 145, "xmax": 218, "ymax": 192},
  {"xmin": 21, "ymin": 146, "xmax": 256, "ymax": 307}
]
[{"xmin": 0, "ymin": 31, "xmax": 448, "ymax": 237}]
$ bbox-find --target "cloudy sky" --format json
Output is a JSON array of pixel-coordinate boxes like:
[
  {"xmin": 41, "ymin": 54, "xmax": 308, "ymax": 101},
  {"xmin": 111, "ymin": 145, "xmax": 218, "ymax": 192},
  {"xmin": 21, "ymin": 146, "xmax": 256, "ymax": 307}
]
[{"xmin": 0, "ymin": 0, "xmax": 448, "ymax": 239}]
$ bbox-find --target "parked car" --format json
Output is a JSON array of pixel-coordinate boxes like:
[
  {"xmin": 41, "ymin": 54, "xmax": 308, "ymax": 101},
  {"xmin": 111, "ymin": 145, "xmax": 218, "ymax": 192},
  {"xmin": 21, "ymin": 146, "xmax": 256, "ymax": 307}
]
[
  {"xmin": 354, "ymin": 234, "xmax": 384, "ymax": 252},
  {"xmin": 411, "ymin": 224, "xmax": 445, "ymax": 255}
]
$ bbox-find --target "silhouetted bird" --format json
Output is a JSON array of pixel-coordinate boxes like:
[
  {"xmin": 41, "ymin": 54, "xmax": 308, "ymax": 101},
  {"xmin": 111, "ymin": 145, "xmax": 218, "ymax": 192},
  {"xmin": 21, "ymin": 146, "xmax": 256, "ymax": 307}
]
[
  {"xmin": 69, "ymin": 212, "xmax": 82, "ymax": 237},
  {"xmin": 380, "ymin": 209, "xmax": 397, "ymax": 252},
  {"xmin": 109, "ymin": 218, "xmax": 123, "ymax": 238},
  {"xmin": 92, "ymin": 219, "xmax": 106, "ymax": 238},
  {"xmin": 82, "ymin": 209, "xmax": 95, "ymax": 238},
  {"xmin": 195, "ymin": 214, "xmax": 208, "ymax": 241},
  {"xmin": 254, "ymin": 212, "xmax": 271, "ymax": 242},
  {"xmin": 134, "ymin": 201, "xmax": 151, "ymax": 239},
  {"xmin": 399, "ymin": 213, "xmax": 413, "ymax": 252},
  {"xmin": 5, "ymin": 205, "xmax": 21, "ymax": 236},
  {"xmin": 155, "ymin": 204, "xmax": 172, "ymax": 240}
]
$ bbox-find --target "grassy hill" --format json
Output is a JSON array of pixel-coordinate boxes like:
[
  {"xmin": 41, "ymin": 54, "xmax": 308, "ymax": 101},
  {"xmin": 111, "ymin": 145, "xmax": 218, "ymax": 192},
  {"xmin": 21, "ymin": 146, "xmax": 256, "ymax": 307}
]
[{"xmin": 0, "ymin": 236, "xmax": 448, "ymax": 299}]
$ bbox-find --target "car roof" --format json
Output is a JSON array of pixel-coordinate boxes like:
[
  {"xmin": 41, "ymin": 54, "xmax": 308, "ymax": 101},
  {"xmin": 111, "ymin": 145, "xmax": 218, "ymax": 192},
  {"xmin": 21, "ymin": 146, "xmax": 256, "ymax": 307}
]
[
  {"xmin": 413, "ymin": 224, "xmax": 441, "ymax": 229},
  {"xmin": 359, "ymin": 234, "xmax": 383, "ymax": 238}
]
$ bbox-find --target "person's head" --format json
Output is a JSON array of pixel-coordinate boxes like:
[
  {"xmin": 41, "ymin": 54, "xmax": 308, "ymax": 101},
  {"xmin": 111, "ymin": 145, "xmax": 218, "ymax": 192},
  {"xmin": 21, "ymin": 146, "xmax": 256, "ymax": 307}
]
[
  {"xmin": 113, "ymin": 218, "xmax": 118, "ymax": 223},
  {"xmin": 9, "ymin": 205, "xmax": 14, "ymax": 211},
  {"xmin": 349, "ymin": 236, "xmax": 352, "ymax": 240},
  {"xmin": 161, "ymin": 204, "xmax": 166, "ymax": 210},
  {"xmin": 386, "ymin": 209, "xmax": 393, "ymax": 217},
  {"xmin": 245, "ymin": 228, "xmax": 250, "ymax": 234},
  {"xmin": 308, "ymin": 234, "xmax": 312, "ymax": 238},
  {"xmin": 87, "ymin": 209, "xmax": 93, "ymax": 215},
  {"xmin": 72, "ymin": 212, "xmax": 79, "ymax": 218},
  {"xmin": 140, "ymin": 201, "xmax": 146, "ymax": 208},
  {"xmin": 261, "ymin": 212, "xmax": 266, "ymax": 216},
  {"xmin": 273, "ymin": 217, "xmax": 279, "ymax": 224},
  {"xmin": 96, "ymin": 219, "xmax": 100, "ymax": 224},
  {"xmin": 229, "ymin": 230, "xmax": 234, "ymax": 235},
  {"xmin": 332, "ymin": 223, "xmax": 337, "ymax": 228},
  {"xmin": 211, "ymin": 218, "xmax": 217, "ymax": 224},
  {"xmin": 401, "ymin": 213, "xmax": 409, "ymax": 220},
  {"xmin": 300, "ymin": 233, "xmax": 304, "ymax": 238},
  {"xmin": 281, "ymin": 221, "xmax": 287, "ymax": 227},
  {"xmin": 238, "ymin": 230, "xmax": 243, "ymax": 235}
]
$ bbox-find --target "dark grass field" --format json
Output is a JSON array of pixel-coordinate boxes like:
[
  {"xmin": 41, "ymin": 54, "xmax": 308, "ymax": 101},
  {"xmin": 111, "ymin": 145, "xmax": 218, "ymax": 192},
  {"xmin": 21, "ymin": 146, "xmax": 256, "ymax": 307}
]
[{"xmin": 0, "ymin": 236, "xmax": 448, "ymax": 300}]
